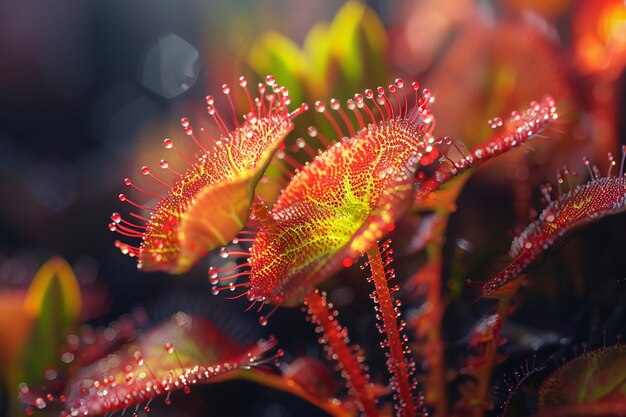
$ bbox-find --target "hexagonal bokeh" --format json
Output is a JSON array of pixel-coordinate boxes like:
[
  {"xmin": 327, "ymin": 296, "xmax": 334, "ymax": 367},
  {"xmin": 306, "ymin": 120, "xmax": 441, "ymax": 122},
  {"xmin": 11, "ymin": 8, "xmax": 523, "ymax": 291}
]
[{"xmin": 140, "ymin": 33, "xmax": 200, "ymax": 99}]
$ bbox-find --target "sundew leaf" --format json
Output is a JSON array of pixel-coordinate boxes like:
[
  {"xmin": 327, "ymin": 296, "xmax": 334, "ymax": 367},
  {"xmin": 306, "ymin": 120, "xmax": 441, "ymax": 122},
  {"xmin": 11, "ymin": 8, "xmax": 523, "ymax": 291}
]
[
  {"xmin": 177, "ymin": 170, "xmax": 262, "ymax": 273},
  {"xmin": 239, "ymin": 91, "xmax": 557, "ymax": 308},
  {"xmin": 62, "ymin": 313, "xmax": 278, "ymax": 417},
  {"xmin": 111, "ymin": 78, "xmax": 305, "ymax": 274},
  {"xmin": 538, "ymin": 344, "xmax": 626, "ymax": 413},
  {"xmin": 248, "ymin": 113, "xmax": 440, "ymax": 306},
  {"xmin": 481, "ymin": 175, "xmax": 626, "ymax": 297},
  {"xmin": 412, "ymin": 96, "xmax": 558, "ymax": 211},
  {"xmin": 20, "ymin": 257, "xmax": 81, "ymax": 388}
]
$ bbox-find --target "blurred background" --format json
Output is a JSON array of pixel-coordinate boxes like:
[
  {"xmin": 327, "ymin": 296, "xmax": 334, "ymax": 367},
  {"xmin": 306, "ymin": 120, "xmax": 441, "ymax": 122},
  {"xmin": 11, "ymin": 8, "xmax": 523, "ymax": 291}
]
[{"xmin": 0, "ymin": 0, "xmax": 624, "ymax": 416}]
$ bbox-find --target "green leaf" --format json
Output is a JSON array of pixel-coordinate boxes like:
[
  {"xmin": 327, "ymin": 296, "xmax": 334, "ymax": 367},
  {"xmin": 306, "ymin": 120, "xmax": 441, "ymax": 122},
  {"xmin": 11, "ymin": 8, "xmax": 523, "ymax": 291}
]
[
  {"xmin": 539, "ymin": 344, "xmax": 626, "ymax": 407},
  {"xmin": 20, "ymin": 257, "xmax": 81, "ymax": 386},
  {"xmin": 302, "ymin": 22, "xmax": 331, "ymax": 96},
  {"xmin": 327, "ymin": 1, "xmax": 389, "ymax": 91},
  {"xmin": 248, "ymin": 31, "xmax": 304, "ymax": 105}
]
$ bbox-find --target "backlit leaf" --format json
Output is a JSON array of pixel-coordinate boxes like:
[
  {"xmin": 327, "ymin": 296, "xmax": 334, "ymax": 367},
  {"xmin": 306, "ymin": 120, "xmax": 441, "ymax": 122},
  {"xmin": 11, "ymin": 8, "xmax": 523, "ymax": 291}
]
[{"xmin": 20, "ymin": 257, "xmax": 81, "ymax": 387}]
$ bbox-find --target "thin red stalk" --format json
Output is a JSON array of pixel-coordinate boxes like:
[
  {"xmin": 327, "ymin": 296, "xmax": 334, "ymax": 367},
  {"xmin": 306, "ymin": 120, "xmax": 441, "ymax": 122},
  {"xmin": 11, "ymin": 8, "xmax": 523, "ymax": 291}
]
[
  {"xmin": 303, "ymin": 290, "xmax": 379, "ymax": 417},
  {"xmin": 471, "ymin": 297, "xmax": 511, "ymax": 417},
  {"xmin": 366, "ymin": 245, "xmax": 418, "ymax": 417},
  {"xmin": 424, "ymin": 242, "xmax": 447, "ymax": 417}
]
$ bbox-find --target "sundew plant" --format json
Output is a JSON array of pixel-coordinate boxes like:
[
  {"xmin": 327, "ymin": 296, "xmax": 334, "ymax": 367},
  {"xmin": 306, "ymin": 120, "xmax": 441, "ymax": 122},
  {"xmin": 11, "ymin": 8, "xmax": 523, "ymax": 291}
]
[{"xmin": 1, "ymin": 2, "xmax": 625, "ymax": 417}]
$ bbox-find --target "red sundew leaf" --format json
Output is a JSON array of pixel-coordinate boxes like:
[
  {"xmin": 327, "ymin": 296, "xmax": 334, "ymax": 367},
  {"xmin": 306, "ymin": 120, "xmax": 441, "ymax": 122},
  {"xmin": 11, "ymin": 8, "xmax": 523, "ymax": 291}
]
[
  {"xmin": 176, "ymin": 175, "xmax": 258, "ymax": 272},
  {"xmin": 67, "ymin": 315, "xmax": 140, "ymax": 369},
  {"xmin": 482, "ymin": 175, "xmax": 626, "ymax": 296},
  {"xmin": 246, "ymin": 87, "xmax": 442, "ymax": 306},
  {"xmin": 538, "ymin": 344, "xmax": 626, "ymax": 415},
  {"xmin": 60, "ymin": 313, "xmax": 277, "ymax": 417},
  {"xmin": 481, "ymin": 277, "xmax": 524, "ymax": 301},
  {"xmin": 112, "ymin": 77, "xmax": 306, "ymax": 274},
  {"xmin": 412, "ymin": 96, "xmax": 559, "ymax": 209}
]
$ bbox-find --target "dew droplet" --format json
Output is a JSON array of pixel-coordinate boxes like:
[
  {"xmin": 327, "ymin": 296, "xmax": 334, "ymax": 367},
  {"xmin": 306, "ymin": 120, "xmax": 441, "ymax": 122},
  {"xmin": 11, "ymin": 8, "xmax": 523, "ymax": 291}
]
[
  {"xmin": 163, "ymin": 138, "xmax": 173, "ymax": 149},
  {"xmin": 265, "ymin": 74, "xmax": 275, "ymax": 86},
  {"xmin": 35, "ymin": 398, "xmax": 46, "ymax": 410},
  {"xmin": 314, "ymin": 101, "xmax": 326, "ymax": 113},
  {"xmin": 208, "ymin": 267, "xmax": 218, "ymax": 279},
  {"xmin": 141, "ymin": 166, "xmax": 150, "ymax": 175},
  {"xmin": 259, "ymin": 316, "xmax": 268, "ymax": 326},
  {"xmin": 134, "ymin": 352, "xmax": 144, "ymax": 366},
  {"xmin": 221, "ymin": 84, "xmax": 230, "ymax": 94},
  {"xmin": 238, "ymin": 76, "xmax": 247, "ymax": 87},
  {"xmin": 219, "ymin": 247, "xmax": 229, "ymax": 258},
  {"xmin": 245, "ymin": 112, "xmax": 258, "ymax": 124}
]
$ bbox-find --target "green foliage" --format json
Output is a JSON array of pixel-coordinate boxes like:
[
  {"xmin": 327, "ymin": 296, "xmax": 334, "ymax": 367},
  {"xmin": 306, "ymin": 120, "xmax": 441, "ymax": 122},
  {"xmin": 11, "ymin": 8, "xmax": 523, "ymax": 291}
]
[
  {"xmin": 248, "ymin": 1, "xmax": 389, "ymax": 140},
  {"xmin": 20, "ymin": 257, "xmax": 81, "ymax": 388}
]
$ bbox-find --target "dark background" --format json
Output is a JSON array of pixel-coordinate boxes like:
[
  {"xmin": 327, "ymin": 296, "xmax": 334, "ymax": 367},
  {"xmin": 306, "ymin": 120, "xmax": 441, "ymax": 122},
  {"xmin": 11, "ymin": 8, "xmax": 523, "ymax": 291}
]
[{"xmin": 1, "ymin": 1, "xmax": 625, "ymax": 416}]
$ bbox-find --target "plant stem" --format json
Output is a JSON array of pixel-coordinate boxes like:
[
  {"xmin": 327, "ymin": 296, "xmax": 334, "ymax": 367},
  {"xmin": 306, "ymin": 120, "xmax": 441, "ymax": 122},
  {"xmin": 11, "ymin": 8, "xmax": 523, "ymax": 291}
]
[
  {"xmin": 303, "ymin": 290, "xmax": 379, "ymax": 417},
  {"xmin": 424, "ymin": 241, "xmax": 447, "ymax": 417},
  {"xmin": 472, "ymin": 297, "xmax": 511, "ymax": 417},
  {"xmin": 366, "ymin": 245, "xmax": 418, "ymax": 417}
]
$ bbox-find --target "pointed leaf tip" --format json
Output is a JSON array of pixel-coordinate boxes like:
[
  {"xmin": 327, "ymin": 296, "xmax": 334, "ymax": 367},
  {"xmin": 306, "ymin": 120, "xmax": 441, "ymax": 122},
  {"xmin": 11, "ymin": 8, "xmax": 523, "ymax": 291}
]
[{"xmin": 23, "ymin": 256, "xmax": 81, "ymax": 321}]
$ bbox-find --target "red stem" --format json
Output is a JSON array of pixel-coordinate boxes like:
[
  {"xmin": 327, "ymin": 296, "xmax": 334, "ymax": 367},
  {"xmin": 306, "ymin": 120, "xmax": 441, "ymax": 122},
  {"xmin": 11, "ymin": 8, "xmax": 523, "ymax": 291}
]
[
  {"xmin": 366, "ymin": 245, "xmax": 419, "ymax": 417},
  {"xmin": 424, "ymin": 242, "xmax": 448, "ymax": 417},
  {"xmin": 303, "ymin": 290, "xmax": 379, "ymax": 417},
  {"xmin": 471, "ymin": 297, "xmax": 511, "ymax": 417}
]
